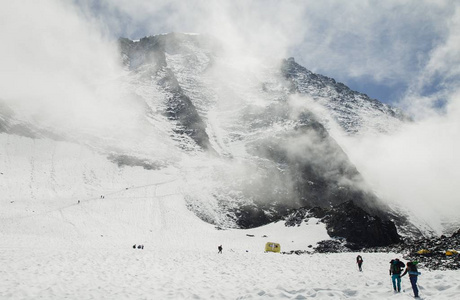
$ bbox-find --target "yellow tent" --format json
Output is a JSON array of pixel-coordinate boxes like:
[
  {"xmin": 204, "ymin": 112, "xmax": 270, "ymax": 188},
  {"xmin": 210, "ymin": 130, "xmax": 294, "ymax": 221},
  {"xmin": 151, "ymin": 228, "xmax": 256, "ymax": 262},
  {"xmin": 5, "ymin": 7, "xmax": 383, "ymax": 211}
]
[
  {"xmin": 265, "ymin": 242, "xmax": 281, "ymax": 253},
  {"xmin": 417, "ymin": 249, "xmax": 431, "ymax": 255},
  {"xmin": 445, "ymin": 250, "xmax": 458, "ymax": 256}
]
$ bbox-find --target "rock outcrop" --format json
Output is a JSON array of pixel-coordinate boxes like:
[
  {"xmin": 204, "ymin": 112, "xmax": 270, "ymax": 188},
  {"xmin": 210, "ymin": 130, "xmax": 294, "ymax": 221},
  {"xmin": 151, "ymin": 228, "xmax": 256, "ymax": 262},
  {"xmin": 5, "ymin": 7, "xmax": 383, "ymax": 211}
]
[{"xmin": 285, "ymin": 201, "xmax": 401, "ymax": 249}]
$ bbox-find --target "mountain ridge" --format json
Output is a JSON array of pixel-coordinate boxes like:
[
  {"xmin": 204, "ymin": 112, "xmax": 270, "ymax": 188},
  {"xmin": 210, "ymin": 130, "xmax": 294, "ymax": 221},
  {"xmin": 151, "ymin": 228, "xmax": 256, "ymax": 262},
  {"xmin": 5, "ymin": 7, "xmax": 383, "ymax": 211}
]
[{"xmin": 117, "ymin": 33, "xmax": 413, "ymax": 237}]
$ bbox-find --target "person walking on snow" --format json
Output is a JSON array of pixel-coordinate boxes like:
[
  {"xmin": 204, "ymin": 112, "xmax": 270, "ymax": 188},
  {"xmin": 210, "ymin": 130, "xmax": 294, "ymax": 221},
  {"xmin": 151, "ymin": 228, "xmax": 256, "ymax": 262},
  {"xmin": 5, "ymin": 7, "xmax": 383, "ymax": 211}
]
[
  {"xmin": 401, "ymin": 261, "xmax": 421, "ymax": 298},
  {"xmin": 356, "ymin": 255, "xmax": 363, "ymax": 271},
  {"xmin": 389, "ymin": 258, "xmax": 405, "ymax": 292},
  {"xmin": 218, "ymin": 245, "xmax": 223, "ymax": 254}
]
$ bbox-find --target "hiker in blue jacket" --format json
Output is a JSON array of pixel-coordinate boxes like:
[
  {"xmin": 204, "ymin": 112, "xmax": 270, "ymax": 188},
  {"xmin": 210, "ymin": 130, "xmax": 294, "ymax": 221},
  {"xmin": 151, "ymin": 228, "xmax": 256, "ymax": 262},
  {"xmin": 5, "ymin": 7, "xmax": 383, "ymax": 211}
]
[
  {"xmin": 389, "ymin": 258, "xmax": 405, "ymax": 292},
  {"xmin": 401, "ymin": 261, "xmax": 421, "ymax": 298}
]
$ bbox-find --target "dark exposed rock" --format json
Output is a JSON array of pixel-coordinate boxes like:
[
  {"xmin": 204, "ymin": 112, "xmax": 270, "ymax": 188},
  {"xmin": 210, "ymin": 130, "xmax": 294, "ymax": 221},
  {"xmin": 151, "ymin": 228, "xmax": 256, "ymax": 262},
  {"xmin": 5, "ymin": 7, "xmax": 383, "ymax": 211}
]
[
  {"xmin": 281, "ymin": 250, "xmax": 310, "ymax": 255},
  {"xmin": 107, "ymin": 154, "xmax": 165, "ymax": 170},
  {"xmin": 285, "ymin": 201, "xmax": 401, "ymax": 249},
  {"xmin": 284, "ymin": 207, "xmax": 312, "ymax": 227},
  {"xmin": 209, "ymin": 108, "xmax": 399, "ymax": 229},
  {"xmin": 232, "ymin": 204, "xmax": 283, "ymax": 229},
  {"xmin": 365, "ymin": 228, "xmax": 460, "ymax": 270},
  {"xmin": 164, "ymin": 83, "xmax": 214, "ymax": 151},
  {"xmin": 118, "ymin": 34, "xmax": 216, "ymax": 152},
  {"xmin": 322, "ymin": 201, "xmax": 400, "ymax": 247},
  {"xmin": 249, "ymin": 116, "xmax": 391, "ymax": 220},
  {"xmin": 315, "ymin": 239, "xmax": 350, "ymax": 253}
]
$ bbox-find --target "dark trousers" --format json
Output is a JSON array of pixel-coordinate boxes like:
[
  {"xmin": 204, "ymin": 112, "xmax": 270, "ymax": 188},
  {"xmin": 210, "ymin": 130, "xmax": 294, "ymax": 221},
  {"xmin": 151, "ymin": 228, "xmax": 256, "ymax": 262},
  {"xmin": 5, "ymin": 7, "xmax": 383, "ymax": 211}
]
[
  {"xmin": 410, "ymin": 276, "xmax": 419, "ymax": 297},
  {"xmin": 391, "ymin": 275, "xmax": 401, "ymax": 291}
]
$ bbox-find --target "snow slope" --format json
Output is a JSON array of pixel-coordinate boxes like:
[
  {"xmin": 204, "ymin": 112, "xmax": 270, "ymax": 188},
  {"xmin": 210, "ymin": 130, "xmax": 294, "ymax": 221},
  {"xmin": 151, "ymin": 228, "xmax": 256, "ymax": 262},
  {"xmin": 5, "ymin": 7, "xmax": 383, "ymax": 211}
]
[
  {"xmin": 1, "ymin": 134, "xmax": 460, "ymax": 299},
  {"xmin": 0, "ymin": 133, "xmax": 328, "ymax": 251},
  {"xmin": 3, "ymin": 248, "xmax": 460, "ymax": 299}
]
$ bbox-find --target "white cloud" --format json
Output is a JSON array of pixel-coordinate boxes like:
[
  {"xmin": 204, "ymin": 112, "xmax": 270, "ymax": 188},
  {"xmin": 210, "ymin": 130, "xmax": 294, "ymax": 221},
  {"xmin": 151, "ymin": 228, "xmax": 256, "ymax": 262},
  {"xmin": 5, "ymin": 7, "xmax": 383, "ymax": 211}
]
[
  {"xmin": 402, "ymin": 4, "xmax": 460, "ymax": 117},
  {"xmin": 342, "ymin": 4, "xmax": 460, "ymax": 233},
  {"xmin": 0, "ymin": 0, "xmax": 139, "ymax": 135},
  {"xmin": 339, "ymin": 87, "xmax": 460, "ymax": 233}
]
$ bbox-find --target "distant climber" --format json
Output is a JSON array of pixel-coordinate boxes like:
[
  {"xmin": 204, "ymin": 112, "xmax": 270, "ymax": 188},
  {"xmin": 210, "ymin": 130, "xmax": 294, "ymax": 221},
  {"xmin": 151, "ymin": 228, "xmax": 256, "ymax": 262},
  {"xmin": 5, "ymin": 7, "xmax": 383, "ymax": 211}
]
[
  {"xmin": 133, "ymin": 244, "xmax": 136, "ymax": 249},
  {"xmin": 389, "ymin": 258, "xmax": 405, "ymax": 292},
  {"xmin": 77, "ymin": 200, "xmax": 80, "ymax": 204},
  {"xmin": 218, "ymin": 245, "xmax": 223, "ymax": 254},
  {"xmin": 356, "ymin": 255, "xmax": 363, "ymax": 271},
  {"xmin": 401, "ymin": 261, "xmax": 421, "ymax": 298}
]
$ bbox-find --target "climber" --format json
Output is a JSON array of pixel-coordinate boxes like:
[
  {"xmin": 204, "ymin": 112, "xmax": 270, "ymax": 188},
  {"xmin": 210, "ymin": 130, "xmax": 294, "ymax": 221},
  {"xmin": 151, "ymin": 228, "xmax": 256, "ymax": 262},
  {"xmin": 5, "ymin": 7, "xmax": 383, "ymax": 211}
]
[
  {"xmin": 401, "ymin": 261, "xmax": 421, "ymax": 298},
  {"xmin": 389, "ymin": 258, "xmax": 405, "ymax": 292},
  {"xmin": 356, "ymin": 255, "xmax": 363, "ymax": 271}
]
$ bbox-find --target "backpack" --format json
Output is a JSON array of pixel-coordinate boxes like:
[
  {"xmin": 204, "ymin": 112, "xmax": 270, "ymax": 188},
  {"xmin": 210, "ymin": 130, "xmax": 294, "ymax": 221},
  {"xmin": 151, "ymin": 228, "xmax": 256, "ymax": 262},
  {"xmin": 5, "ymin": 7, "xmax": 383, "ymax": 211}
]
[
  {"xmin": 408, "ymin": 261, "xmax": 421, "ymax": 276},
  {"xmin": 391, "ymin": 260, "xmax": 403, "ymax": 274}
]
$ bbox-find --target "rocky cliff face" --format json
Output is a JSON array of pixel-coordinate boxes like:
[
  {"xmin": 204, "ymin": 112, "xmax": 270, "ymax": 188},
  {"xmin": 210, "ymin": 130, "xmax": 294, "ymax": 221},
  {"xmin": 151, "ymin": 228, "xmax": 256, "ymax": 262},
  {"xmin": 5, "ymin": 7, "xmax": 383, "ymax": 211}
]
[
  {"xmin": 281, "ymin": 57, "xmax": 410, "ymax": 135},
  {"xmin": 115, "ymin": 33, "xmax": 407, "ymax": 232},
  {"xmin": 285, "ymin": 201, "xmax": 401, "ymax": 249},
  {"xmin": 119, "ymin": 35, "xmax": 216, "ymax": 152}
]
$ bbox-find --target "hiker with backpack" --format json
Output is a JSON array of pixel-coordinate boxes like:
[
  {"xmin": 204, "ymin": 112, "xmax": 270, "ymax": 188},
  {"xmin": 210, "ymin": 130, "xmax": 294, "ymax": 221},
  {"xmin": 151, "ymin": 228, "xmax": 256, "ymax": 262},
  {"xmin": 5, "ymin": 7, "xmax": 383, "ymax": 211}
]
[
  {"xmin": 389, "ymin": 258, "xmax": 405, "ymax": 292},
  {"xmin": 356, "ymin": 255, "xmax": 363, "ymax": 271},
  {"xmin": 401, "ymin": 261, "xmax": 421, "ymax": 298}
]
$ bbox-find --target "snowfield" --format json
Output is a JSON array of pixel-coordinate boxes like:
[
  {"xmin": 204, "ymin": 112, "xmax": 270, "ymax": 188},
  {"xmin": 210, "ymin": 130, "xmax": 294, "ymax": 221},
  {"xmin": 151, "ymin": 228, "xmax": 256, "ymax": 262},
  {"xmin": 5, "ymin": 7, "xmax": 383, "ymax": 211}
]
[
  {"xmin": 2, "ymin": 244, "xmax": 460, "ymax": 299},
  {"xmin": 1, "ymin": 134, "xmax": 460, "ymax": 299}
]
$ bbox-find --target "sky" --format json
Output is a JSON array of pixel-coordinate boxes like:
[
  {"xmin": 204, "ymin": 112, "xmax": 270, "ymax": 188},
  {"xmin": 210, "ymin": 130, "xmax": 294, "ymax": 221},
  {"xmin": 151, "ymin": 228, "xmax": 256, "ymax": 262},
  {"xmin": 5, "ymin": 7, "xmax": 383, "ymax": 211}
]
[
  {"xmin": 68, "ymin": 0, "xmax": 459, "ymax": 109},
  {"xmin": 1, "ymin": 0, "xmax": 459, "ymax": 232}
]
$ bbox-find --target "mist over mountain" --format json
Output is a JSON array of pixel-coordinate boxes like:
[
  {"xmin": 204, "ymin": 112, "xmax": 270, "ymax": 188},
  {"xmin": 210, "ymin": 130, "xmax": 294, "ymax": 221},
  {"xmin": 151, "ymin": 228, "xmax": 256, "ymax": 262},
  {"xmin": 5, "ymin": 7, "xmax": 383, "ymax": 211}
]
[
  {"xmin": 1, "ymin": 32, "xmax": 425, "ymax": 241},
  {"xmin": 116, "ymin": 33, "xmax": 413, "ymax": 228}
]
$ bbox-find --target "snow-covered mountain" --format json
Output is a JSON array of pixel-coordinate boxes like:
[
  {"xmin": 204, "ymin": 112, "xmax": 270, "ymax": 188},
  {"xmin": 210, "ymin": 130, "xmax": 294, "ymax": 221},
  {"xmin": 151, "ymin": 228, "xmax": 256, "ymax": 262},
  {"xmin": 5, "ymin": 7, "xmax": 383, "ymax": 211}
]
[
  {"xmin": 117, "ymin": 33, "xmax": 410, "ymax": 229},
  {"xmin": 0, "ymin": 32, "xmax": 431, "ymax": 241}
]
